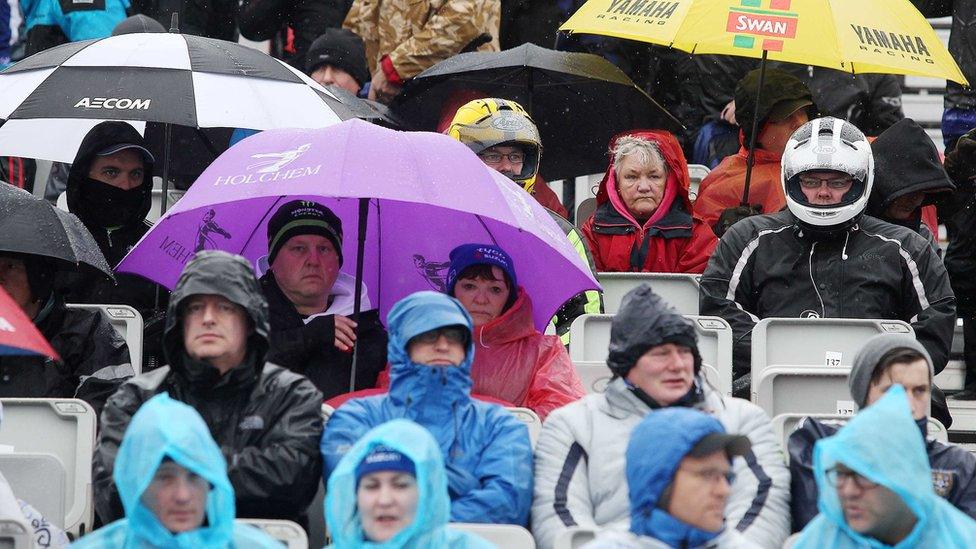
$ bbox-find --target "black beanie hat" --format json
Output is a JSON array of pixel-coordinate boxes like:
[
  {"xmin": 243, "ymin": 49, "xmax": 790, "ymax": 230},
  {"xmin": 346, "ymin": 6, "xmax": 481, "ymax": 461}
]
[
  {"xmin": 267, "ymin": 200, "xmax": 343, "ymax": 266},
  {"xmin": 304, "ymin": 29, "xmax": 370, "ymax": 88}
]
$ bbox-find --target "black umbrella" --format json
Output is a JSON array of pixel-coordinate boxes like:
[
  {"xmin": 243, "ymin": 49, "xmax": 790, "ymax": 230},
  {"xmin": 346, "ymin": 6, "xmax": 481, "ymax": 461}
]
[
  {"xmin": 322, "ymin": 84, "xmax": 406, "ymax": 129},
  {"xmin": 392, "ymin": 43, "xmax": 681, "ymax": 181},
  {"xmin": 0, "ymin": 184, "xmax": 113, "ymax": 279}
]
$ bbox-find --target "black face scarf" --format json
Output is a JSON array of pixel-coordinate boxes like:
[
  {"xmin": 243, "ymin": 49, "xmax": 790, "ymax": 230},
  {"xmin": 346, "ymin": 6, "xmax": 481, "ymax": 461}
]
[{"xmin": 77, "ymin": 176, "xmax": 147, "ymax": 229}]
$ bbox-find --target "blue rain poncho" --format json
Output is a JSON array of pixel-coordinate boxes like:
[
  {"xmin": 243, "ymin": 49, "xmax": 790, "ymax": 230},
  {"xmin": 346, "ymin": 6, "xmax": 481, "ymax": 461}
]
[
  {"xmin": 325, "ymin": 419, "xmax": 494, "ymax": 548},
  {"xmin": 795, "ymin": 385, "xmax": 976, "ymax": 548},
  {"xmin": 322, "ymin": 291, "xmax": 532, "ymax": 525},
  {"xmin": 72, "ymin": 394, "xmax": 280, "ymax": 548}
]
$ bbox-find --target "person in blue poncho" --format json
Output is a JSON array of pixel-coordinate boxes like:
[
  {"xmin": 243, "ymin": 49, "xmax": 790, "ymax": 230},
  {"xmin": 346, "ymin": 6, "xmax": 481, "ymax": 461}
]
[
  {"xmin": 583, "ymin": 407, "xmax": 756, "ymax": 549},
  {"xmin": 321, "ymin": 290, "xmax": 533, "ymax": 526},
  {"xmin": 794, "ymin": 384, "xmax": 976, "ymax": 548},
  {"xmin": 72, "ymin": 393, "xmax": 280, "ymax": 548},
  {"xmin": 326, "ymin": 419, "xmax": 494, "ymax": 548}
]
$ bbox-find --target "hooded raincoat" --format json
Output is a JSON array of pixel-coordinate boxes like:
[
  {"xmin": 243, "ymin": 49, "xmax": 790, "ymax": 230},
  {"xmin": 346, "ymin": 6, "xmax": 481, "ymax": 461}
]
[
  {"xmin": 93, "ymin": 251, "xmax": 324, "ymax": 527},
  {"xmin": 376, "ymin": 288, "xmax": 584, "ymax": 420},
  {"xmin": 789, "ymin": 334, "xmax": 976, "ymax": 531},
  {"xmin": 584, "ymin": 409, "xmax": 758, "ymax": 549},
  {"xmin": 325, "ymin": 419, "xmax": 495, "ymax": 548},
  {"xmin": 532, "ymin": 286, "xmax": 789, "ymax": 549},
  {"xmin": 794, "ymin": 385, "xmax": 976, "ymax": 548},
  {"xmin": 74, "ymin": 394, "xmax": 280, "ymax": 548},
  {"xmin": 868, "ymin": 118, "xmax": 952, "ymax": 252},
  {"xmin": 322, "ymin": 291, "xmax": 533, "ymax": 525},
  {"xmin": 692, "ymin": 145, "xmax": 784, "ymax": 233},
  {"xmin": 580, "ymin": 130, "xmax": 713, "ymax": 274}
]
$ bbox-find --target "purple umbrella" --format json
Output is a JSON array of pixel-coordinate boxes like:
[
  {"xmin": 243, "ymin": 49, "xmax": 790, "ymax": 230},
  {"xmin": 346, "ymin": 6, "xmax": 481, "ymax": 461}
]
[{"xmin": 118, "ymin": 119, "xmax": 598, "ymax": 334}]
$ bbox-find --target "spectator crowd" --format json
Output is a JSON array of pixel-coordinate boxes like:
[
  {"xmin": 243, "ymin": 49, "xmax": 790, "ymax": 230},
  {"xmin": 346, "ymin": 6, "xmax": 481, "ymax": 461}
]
[{"xmin": 3, "ymin": 0, "xmax": 976, "ymax": 548}]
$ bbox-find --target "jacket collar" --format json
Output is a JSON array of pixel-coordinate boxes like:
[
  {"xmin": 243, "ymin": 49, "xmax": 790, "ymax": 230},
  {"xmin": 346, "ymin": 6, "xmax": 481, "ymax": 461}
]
[{"xmin": 591, "ymin": 198, "xmax": 693, "ymax": 237}]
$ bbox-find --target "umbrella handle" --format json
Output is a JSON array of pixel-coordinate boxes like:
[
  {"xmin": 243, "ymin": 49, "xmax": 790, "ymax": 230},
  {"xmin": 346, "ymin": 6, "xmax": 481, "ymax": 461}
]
[
  {"xmin": 349, "ymin": 197, "xmax": 369, "ymax": 393},
  {"xmin": 742, "ymin": 50, "xmax": 768, "ymax": 207}
]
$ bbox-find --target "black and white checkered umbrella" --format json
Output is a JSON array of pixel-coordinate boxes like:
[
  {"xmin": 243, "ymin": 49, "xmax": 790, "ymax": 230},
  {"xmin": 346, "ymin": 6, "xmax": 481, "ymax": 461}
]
[{"xmin": 0, "ymin": 32, "xmax": 345, "ymax": 129}]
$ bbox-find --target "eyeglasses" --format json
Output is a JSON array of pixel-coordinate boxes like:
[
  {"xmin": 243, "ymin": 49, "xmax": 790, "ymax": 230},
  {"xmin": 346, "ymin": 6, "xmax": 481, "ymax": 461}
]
[
  {"xmin": 411, "ymin": 326, "xmax": 468, "ymax": 345},
  {"xmin": 478, "ymin": 151, "xmax": 525, "ymax": 165},
  {"xmin": 825, "ymin": 466, "xmax": 879, "ymax": 490},
  {"xmin": 679, "ymin": 467, "xmax": 736, "ymax": 486},
  {"xmin": 798, "ymin": 176, "xmax": 854, "ymax": 190}
]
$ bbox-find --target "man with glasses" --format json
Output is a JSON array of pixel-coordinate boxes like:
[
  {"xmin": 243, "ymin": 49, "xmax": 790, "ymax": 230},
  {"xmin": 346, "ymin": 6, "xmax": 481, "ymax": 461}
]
[
  {"xmin": 792, "ymin": 385, "xmax": 976, "ymax": 547},
  {"xmin": 584, "ymin": 407, "xmax": 754, "ymax": 548},
  {"xmin": 789, "ymin": 334, "xmax": 976, "ymax": 532},
  {"xmin": 700, "ymin": 117, "xmax": 955, "ymax": 414},
  {"xmin": 322, "ymin": 290, "xmax": 533, "ymax": 526}
]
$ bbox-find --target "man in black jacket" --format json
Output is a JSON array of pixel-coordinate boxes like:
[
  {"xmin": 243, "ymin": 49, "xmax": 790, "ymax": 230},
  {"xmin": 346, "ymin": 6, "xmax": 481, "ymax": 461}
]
[
  {"xmin": 700, "ymin": 117, "xmax": 956, "ymax": 425},
  {"xmin": 0, "ymin": 253, "xmax": 132, "ymax": 414},
  {"xmin": 260, "ymin": 199, "xmax": 387, "ymax": 400},
  {"xmin": 93, "ymin": 251, "xmax": 324, "ymax": 527},
  {"xmin": 789, "ymin": 333, "xmax": 976, "ymax": 531}
]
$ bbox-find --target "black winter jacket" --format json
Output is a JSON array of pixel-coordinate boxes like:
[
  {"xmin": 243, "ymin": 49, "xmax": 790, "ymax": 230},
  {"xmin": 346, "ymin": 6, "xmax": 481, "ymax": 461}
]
[
  {"xmin": 0, "ymin": 296, "xmax": 132, "ymax": 415},
  {"xmin": 261, "ymin": 271, "xmax": 388, "ymax": 400},
  {"xmin": 93, "ymin": 252, "xmax": 324, "ymax": 527},
  {"xmin": 788, "ymin": 417, "xmax": 976, "ymax": 531},
  {"xmin": 238, "ymin": 0, "xmax": 348, "ymax": 68},
  {"xmin": 700, "ymin": 210, "xmax": 956, "ymax": 377}
]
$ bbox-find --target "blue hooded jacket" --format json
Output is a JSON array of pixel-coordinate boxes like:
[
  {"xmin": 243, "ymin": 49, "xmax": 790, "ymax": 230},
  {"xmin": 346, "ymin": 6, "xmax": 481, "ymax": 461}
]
[
  {"xmin": 795, "ymin": 385, "xmax": 976, "ymax": 548},
  {"xmin": 321, "ymin": 291, "xmax": 533, "ymax": 525},
  {"xmin": 72, "ymin": 394, "xmax": 280, "ymax": 548},
  {"xmin": 325, "ymin": 419, "xmax": 495, "ymax": 548},
  {"xmin": 22, "ymin": 0, "xmax": 128, "ymax": 41},
  {"xmin": 625, "ymin": 408, "xmax": 730, "ymax": 548}
]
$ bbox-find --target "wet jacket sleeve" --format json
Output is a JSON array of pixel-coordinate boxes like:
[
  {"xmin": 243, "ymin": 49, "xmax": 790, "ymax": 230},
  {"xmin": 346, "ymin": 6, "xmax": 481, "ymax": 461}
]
[
  {"xmin": 787, "ymin": 419, "xmax": 825, "ymax": 532},
  {"xmin": 699, "ymin": 222, "xmax": 759, "ymax": 376},
  {"xmin": 449, "ymin": 407, "xmax": 533, "ymax": 525},
  {"xmin": 386, "ymin": 0, "xmax": 499, "ymax": 79},
  {"xmin": 225, "ymin": 374, "xmax": 324, "ymax": 515},
  {"xmin": 579, "ymin": 216, "xmax": 607, "ymax": 272},
  {"xmin": 937, "ymin": 443, "xmax": 976, "ymax": 519},
  {"xmin": 267, "ymin": 315, "xmax": 336, "ymax": 368},
  {"xmin": 92, "ymin": 380, "xmax": 148, "ymax": 523},
  {"xmin": 524, "ymin": 341, "xmax": 585, "ymax": 421},
  {"xmin": 723, "ymin": 399, "xmax": 790, "ymax": 547},
  {"xmin": 531, "ymin": 406, "xmax": 598, "ymax": 549},
  {"xmin": 899, "ymin": 238, "xmax": 956, "ymax": 373},
  {"xmin": 321, "ymin": 398, "xmax": 377, "ymax": 481},
  {"xmin": 864, "ymin": 74, "xmax": 904, "ymax": 136},
  {"xmin": 676, "ymin": 217, "xmax": 719, "ymax": 274},
  {"xmin": 73, "ymin": 313, "xmax": 134, "ymax": 417}
]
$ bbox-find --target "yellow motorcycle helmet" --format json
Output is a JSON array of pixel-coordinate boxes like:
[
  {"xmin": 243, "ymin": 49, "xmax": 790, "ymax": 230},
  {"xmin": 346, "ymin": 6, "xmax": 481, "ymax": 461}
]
[{"xmin": 446, "ymin": 98, "xmax": 543, "ymax": 193}]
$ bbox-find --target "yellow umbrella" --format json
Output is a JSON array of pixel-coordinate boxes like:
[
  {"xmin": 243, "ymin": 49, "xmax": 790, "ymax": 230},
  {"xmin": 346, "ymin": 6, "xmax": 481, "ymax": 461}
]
[{"xmin": 559, "ymin": 0, "xmax": 966, "ymax": 85}]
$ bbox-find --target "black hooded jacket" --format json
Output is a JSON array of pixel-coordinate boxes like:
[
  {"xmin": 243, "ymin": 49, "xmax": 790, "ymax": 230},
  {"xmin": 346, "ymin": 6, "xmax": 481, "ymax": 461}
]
[
  {"xmin": 700, "ymin": 209, "xmax": 956, "ymax": 378},
  {"xmin": 93, "ymin": 251, "xmax": 324, "ymax": 527},
  {"xmin": 64, "ymin": 122, "xmax": 165, "ymax": 317},
  {"xmin": 260, "ymin": 271, "xmax": 388, "ymax": 400},
  {"xmin": 0, "ymin": 296, "xmax": 132, "ymax": 415},
  {"xmin": 909, "ymin": 1, "xmax": 976, "ymax": 112},
  {"xmin": 869, "ymin": 118, "xmax": 955, "ymax": 247}
]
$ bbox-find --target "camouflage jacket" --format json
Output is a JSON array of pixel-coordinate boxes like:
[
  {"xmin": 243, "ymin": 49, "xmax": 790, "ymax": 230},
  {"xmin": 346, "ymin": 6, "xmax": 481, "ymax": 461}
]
[{"xmin": 343, "ymin": 0, "xmax": 500, "ymax": 80}]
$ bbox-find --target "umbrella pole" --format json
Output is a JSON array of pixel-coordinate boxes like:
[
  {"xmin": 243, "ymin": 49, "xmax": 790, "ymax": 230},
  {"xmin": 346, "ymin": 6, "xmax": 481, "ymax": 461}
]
[
  {"xmin": 349, "ymin": 197, "xmax": 369, "ymax": 393},
  {"xmin": 160, "ymin": 122, "xmax": 173, "ymax": 215},
  {"xmin": 741, "ymin": 50, "xmax": 768, "ymax": 207}
]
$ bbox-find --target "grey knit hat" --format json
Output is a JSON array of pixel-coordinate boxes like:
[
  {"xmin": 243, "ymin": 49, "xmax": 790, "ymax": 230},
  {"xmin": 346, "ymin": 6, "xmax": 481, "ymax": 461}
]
[{"xmin": 849, "ymin": 334, "xmax": 932, "ymax": 408}]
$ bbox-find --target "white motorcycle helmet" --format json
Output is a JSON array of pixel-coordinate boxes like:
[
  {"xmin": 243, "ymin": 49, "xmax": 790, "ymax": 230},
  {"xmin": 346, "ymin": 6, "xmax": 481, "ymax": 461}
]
[{"xmin": 782, "ymin": 117, "xmax": 873, "ymax": 232}]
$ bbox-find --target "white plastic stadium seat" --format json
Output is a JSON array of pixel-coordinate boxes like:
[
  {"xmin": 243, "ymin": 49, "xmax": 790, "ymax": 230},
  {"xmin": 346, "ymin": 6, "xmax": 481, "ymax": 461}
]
[
  {"xmin": 596, "ymin": 272, "xmax": 700, "ymax": 315},
  {"xmin": 935, "ymin": 319, "xmax": 965, "ymax": 391},
  {"xmin": 237, "ymin": 518, "xmax": 308, "ymax": 549},
  {"xmin": 569, "ymin": 314, "xmax": 732, "ymax": 395},
  {"xmin": 0, "ymin": 398, "xmax": 96, "ymax": 537},
  {"xmin": 687, "ymin": 164, "xmax": 710, "ymax": 202},
  {"xmin": 66, "ymin": 304, "xmax": 144, "ymax": 374},
  {"xmin": 751, "ymin": 317, "xmax": 913, "ymax": 415},
  {"xmin": 0, "ymin": 453, "xmax": 66, "ymax": 529},
  {"xmin": 575, "ymin": 197, "xmax": 597, "ymax": 226},
  {"xmin": 506, "ymin": 407, "xmax": 541, "ymax": 449},
  {"xmin": 0, "ymin": 518, "xmax": 32, "ymax": 549},
  {"xmin": 451, "ymin": 523, "xmax": 535, "ymax": 549},
  {"xmin": 553, "ymin": 526, "xmax": 600, "ymax": 549}
]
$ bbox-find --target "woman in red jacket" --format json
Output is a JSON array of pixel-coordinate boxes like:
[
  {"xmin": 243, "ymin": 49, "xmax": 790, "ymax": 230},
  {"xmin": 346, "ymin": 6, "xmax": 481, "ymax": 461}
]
[
  {"xmin": 444, "ymin": 243, "xmax": 584, "ymax": 420},
  {"xmin": 581, "ymin": 130, "xmax": 715, "ymax": 273}
]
